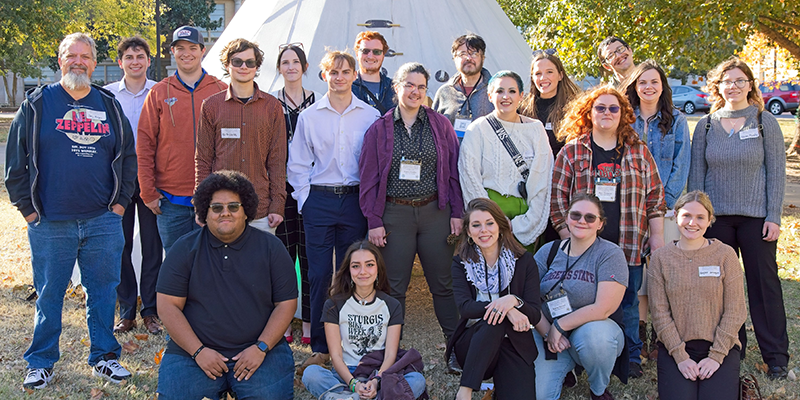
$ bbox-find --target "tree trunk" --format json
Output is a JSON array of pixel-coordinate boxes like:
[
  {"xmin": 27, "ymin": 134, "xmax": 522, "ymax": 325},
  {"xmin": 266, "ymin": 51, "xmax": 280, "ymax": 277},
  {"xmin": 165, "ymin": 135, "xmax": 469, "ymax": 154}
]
[
  {"xmin": 755, "ymin": 20, "xmax": 800, "ymax": 61},
  {"xmin": 2, "ymin": 74, "xmax": 12, "ymax": 107}
]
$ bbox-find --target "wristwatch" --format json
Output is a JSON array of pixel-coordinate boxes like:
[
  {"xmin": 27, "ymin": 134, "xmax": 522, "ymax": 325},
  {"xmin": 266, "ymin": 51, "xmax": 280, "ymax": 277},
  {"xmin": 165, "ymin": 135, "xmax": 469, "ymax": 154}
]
[{"xmin": 256, "ymin": 341, "xmax": 269, "ymax": 354}]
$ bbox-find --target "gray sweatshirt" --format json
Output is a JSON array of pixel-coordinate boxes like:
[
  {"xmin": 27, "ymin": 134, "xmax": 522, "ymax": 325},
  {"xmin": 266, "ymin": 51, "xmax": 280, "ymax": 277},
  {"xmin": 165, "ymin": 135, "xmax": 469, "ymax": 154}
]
[{"xmin": 688, "ymin": 105, "xmax": 785, "ymax": 224}]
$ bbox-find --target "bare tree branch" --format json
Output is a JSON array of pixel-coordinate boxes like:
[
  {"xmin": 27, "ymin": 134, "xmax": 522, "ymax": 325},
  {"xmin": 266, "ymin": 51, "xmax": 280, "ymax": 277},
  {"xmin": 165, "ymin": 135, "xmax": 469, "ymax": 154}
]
[{"xmin": 758, "ymin": 15, "xmax": 800, "ymax": 31}]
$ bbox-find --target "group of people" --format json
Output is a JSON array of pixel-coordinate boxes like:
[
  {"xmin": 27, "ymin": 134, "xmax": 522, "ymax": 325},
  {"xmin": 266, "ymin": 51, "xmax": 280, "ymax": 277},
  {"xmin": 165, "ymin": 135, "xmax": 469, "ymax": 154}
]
[{"xmin": 3, "ymin": 22, "xmax": 789, "ymax": 400}]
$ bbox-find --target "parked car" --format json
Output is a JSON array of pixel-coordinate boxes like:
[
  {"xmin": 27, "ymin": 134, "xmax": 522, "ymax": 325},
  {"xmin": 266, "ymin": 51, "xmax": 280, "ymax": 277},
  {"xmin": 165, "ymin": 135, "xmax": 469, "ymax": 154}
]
[
  {"xmin": 759, "ymin": 81, "xmax": 800, "ymax": 116},
  {"xmin": 672, "ymin": 85, "xmax": 711, "ymax": 114}
]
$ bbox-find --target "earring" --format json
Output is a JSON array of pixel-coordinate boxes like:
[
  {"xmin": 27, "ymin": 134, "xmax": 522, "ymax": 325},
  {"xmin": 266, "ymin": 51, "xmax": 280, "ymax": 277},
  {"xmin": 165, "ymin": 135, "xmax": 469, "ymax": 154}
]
[{"xmin": 468, "ymin": 236, "xmax": 475, "ymax": 245}]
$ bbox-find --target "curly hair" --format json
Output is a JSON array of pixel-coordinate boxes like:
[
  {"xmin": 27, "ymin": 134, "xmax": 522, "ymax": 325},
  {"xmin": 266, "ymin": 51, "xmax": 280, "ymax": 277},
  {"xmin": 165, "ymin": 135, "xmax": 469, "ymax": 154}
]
[
  {"xmin": 329, "ymin": 240, "xmax": 391, "ymax": 300},
  {"xmin": 557, "ymin": 86, "xmax": 639, "ymax": 149},
  {"xmin": 623, "ymin": 59, "xmax": 674, "ymax": 137},
  {"xmin": 193, "ymin": 170, "xmax": 259, "ymax": 224},
  {"xmin": 519, "ymin": 52, "xmax": 581, "ymax": 134},
  {"xmin": 456, "ymin": 198, "xmax": 526, "ymax": 263},
  {"xmin": 703, "ymin": 56, "xmax": 764, "ymax": 113},
  {"xmin": 220, "ymin": 38, "xmax": 264, "ymax": 77}
]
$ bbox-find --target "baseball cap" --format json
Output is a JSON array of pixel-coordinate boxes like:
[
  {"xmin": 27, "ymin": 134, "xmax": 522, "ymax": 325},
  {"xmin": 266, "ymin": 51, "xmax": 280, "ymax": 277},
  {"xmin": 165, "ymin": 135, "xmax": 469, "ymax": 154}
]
[{"xmin": 171, "ymin": 26, "xmax": 204, "ymax": 47}]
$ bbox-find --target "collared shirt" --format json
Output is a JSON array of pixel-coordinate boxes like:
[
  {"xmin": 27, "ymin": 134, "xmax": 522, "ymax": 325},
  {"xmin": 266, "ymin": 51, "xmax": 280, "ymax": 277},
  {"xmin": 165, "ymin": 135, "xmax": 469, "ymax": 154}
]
[
  {"xmin": 550, "ymin": 134, "xmax": 666, "ymax": 266},
  {"xmin": 287, "ymin": 93, "xmax": 380, "ymax": 210},
  {"xmin": 196, "ymin": 83, "xmax": 287, "ymax": 218},
  {"xmin": 103, "ymin": 78, "xmax": 157, "ymax": 144},
  {"xmin": 174, "ymin": 69, "xmax": 207, "ymax": 92},
  {"xmin": 386, "ymin": 107, "xmax": 438, "ymax": 198}
]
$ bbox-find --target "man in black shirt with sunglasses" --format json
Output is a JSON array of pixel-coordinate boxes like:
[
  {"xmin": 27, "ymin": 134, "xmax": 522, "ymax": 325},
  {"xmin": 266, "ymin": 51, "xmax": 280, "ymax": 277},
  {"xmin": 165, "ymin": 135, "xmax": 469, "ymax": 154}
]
[{"xmin": 351, "ymin": 31, "xmax": 395, "ymax": 114}]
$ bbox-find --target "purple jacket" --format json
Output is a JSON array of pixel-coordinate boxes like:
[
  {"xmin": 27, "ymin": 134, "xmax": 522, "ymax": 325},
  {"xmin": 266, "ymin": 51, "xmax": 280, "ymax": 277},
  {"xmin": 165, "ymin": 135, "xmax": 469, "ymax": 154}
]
[{"xmin": 359, "ymin": 106, "xmax": 463, "ymax": 230}]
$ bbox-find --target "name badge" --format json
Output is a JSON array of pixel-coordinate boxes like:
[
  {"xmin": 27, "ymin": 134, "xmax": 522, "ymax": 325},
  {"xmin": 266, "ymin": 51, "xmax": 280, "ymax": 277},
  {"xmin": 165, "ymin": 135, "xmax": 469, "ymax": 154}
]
[
  {"xmin": 699, "ymin": 265, "xmax": 721, "ymax": 277},
  {"xmin": 85, "ymin": 110, "xmax": 106, "ymax": 121},
  {"xmin": 739, "ymin": 129, "xmax": 759, "ymax": 140},
  {"xmin": 547, "ymin": 294, "xmax": 573, "ymax": 318},
  {"xmin": 399, "ymin": 159, "xmax": 422, "ymax": 181},
  {"xmin": 545, "ymin": 122, "xmax": 553, "ymax": 131},
  {"xmin": 454, "ymin": 116, "xmax": 472, "ymax": 139},
  {"xmin": 221, "ymin": 128, "xmax": 241, "ymax": 139},
  {"xmin": 595, "ymin": 182, "xmax": 618, "ymax": 202}
]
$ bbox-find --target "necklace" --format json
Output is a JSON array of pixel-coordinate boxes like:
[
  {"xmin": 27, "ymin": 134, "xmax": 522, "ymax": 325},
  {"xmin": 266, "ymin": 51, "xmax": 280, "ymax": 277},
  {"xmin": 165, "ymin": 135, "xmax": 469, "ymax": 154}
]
[
  {"xmin": 676, "ymin": 240, "xmax": 707, "ymax": 262},
  {"xmin": 354, "ymin": 288, "xmax": 376, "ymax": 306},
  {"xmin": 724, "ymin": 118, "xmax": 744, "ymax": 137}
]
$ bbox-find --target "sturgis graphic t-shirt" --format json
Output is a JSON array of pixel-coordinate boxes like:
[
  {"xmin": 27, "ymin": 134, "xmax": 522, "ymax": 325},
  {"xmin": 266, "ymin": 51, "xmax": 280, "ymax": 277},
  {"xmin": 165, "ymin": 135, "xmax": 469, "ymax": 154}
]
[
  {"xmin": 322, "ymin": 290, "xmax": 403, "ymax": 366},
  {"xmin": 38, "ymin": 83, "xmax": 116, "ymax": 220}
]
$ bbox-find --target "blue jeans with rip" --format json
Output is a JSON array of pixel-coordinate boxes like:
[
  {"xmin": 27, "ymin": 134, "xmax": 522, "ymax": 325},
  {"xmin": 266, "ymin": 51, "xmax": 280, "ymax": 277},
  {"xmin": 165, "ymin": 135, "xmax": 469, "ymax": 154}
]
[{"xmin": 24, "ymin": 211, "xmax": 124, "ymax": 368}]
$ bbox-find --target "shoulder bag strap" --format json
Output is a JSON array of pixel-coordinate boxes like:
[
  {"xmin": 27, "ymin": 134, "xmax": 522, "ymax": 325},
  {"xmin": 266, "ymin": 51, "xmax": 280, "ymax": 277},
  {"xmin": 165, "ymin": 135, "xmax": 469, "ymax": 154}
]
[{"xmin": 486, "ymin": 114, "xmax": 529, "ymax": 181}]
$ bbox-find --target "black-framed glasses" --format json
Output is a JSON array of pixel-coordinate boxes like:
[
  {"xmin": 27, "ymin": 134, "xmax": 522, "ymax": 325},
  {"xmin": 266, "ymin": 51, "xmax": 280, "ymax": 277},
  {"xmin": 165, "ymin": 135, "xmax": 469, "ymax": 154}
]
[
  {"xmin": 279, "ymin": 42, "xmax": 304, "ymax": 51},
  {"xmin": 230, "ymin": 58, "xmax": 257, "ymax": 68},
  {"xmin": 533, "ymin": 48, "xmax": 556, "ymax": 57},
  {"xmin": 719, "ymin": 79, "xmax": 751, "ymax": 89},
  {"xmin": 402, "ymin": 82, "xmax": 427, "ymax": 92},
  {"xmin": 209, "ymin": 202, "xmax": 242, "ymax": 214},
  {"xmin": 359, "ymin": 48, "xmax": 384, "ymax": 56},
  {"xmin": 569, "ymin": 211, "xmax": 598, "ymax": 223},
  {"xmin": 593, "ymin": 105, "xmax": 620, "ymax": 114},
  {"xmin": 603, "ymin": 45, "xmax": 628, "ymax": 64}
]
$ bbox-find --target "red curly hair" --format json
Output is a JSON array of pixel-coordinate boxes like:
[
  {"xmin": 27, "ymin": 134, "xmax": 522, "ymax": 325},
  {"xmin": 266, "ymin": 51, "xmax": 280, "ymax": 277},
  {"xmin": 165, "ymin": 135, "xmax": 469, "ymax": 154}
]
[{"xmin": 557, "ymin": 86, "xmax": 639, "ymax": 148}]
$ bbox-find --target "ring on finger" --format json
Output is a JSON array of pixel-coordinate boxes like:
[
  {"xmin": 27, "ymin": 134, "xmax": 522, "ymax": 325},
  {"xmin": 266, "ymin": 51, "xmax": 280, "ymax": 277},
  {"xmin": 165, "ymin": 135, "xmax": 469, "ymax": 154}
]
[{"xmin": 492, "ymin": 308, "xmax": 498, "ymax": 313}]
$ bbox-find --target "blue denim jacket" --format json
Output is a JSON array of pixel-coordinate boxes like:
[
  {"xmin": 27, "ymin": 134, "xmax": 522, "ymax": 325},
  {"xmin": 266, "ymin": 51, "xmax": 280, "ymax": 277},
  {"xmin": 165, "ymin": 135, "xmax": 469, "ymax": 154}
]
[{"xmin": 632, "ymin": 108, "xmax": 691, "ymax": 208}]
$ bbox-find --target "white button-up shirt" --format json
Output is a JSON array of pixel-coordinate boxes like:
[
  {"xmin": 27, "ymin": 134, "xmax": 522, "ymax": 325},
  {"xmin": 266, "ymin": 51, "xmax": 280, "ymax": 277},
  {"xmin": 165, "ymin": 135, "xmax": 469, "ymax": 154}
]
[
  {"xmin": 287, "ymin": 93, "xmax": 380, "ymax": 211},
  {"xmin": 103, "ymin": 78, "xmax": 157, "ymax": 144}
]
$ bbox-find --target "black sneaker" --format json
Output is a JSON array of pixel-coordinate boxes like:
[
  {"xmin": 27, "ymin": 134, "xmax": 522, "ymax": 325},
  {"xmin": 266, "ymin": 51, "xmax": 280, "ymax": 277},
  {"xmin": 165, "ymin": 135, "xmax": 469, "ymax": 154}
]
[
  {"xmin": 93, "ymin": 358, "xmax": 131, "ymax": 384},
  {"xmin": 629, "ymin": 361, "xmax": 643, "ymax": 378},
  {"xmin": 767, "ymin": 365, "xmax": 788, "ymax": 380},
  {"xmin": 23, "ymin": 368, "xmax": 53, "ymax": 389}
]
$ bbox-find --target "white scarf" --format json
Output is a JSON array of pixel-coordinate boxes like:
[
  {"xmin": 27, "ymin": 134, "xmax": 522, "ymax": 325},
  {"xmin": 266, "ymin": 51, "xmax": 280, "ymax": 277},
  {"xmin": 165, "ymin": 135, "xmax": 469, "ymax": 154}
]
[{"xmin": 463, "ymin": 245, "xmax": 518, "ymax": 294}]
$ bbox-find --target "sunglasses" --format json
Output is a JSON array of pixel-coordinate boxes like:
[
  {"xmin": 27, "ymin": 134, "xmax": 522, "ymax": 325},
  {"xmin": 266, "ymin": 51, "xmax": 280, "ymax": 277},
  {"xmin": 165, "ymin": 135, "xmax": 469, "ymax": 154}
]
[
  {"xmin": 209, "ymin": 202, "xmax": 242, "ymax": 214},
  {"xmin": 569, "ymin": 211, "xmax": 598, "ymax": 223},
  {"xmin": 532, "ymin": 48, "xmax": 556, "ymax": 57},
  {"xmin": 231, "ymin": 58, "xmax": 257, "ymax": 68},
  {"xmin": 279, "ymin": 42, "xmax": 304, "ymax": 51},
  {"xmin": 359, "ymin": 48, "xmax": 384, "ymax": 56},
  {"xmin": 593, "ymin": 105, "xmax": 621, "ymax": 114}
]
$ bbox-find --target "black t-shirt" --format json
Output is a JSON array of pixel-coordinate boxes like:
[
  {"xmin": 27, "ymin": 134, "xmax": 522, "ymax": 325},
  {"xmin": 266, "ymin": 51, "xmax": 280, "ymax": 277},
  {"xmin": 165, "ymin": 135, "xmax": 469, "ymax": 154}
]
[
  {"xmin": 157, "ymin": 225, "xmax": 298, "ymax": 358},
  {"xmin": 534, "ymin": 96, "xmax": 563, "ymax": 158},
  {"xmin": 591, "ymin": 138, "xmax": 622, "ymax": 245}
]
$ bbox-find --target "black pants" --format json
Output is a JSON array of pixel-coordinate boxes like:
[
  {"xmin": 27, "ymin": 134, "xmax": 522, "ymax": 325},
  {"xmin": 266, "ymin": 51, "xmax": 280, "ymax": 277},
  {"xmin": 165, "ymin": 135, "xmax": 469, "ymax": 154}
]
[
  {"xmin": 657, "ymin": 341, "xmax": 739, "ymax": 400},
  {"xmin": 118, "ymin": 182, "xmax": 163, "ymax": 320},
  {"xmin": 454, "ymin": 321, "xmax": 536, "ymax": 400},
  {"xmin": 275, "ymin": 182, "xmax": 310, "ymax": 322},
  {"xmin": 706, "ymin": 215, "xmax": 789, "ymax": 367}
]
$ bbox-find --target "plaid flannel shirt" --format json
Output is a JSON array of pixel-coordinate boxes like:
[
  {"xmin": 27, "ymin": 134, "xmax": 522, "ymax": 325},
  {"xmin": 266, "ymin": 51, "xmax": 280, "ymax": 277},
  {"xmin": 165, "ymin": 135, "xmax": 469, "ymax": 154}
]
[{"xmin": 550, "ymin": 134, "xmax": 666, "ymax": 266}]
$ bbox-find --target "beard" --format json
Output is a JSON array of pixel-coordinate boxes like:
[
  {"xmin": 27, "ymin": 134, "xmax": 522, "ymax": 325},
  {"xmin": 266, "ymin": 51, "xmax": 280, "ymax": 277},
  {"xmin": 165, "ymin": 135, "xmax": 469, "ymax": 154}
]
[{"xmin": 62, "ymin": 68, "xmax": 91, "ymax": 90}]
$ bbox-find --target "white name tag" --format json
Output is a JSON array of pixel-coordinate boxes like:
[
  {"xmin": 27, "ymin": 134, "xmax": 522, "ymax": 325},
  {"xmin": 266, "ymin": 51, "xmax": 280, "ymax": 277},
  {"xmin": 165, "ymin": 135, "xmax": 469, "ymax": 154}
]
[
  {"xmin": 221, "ymin": 128, "xmax": 241, "ymax": 139},
  {"xmin": 85, "ymin": 110, "xmax": 106, "ymax": 121},
  {"xmin": 698, "ymin": 265, "xmax": 721, "ymax": 277},
  {"xmin": 595, "ymin": 182, "xmax": 617, "ymax": 202},
  {"xmin": 739, "ymin": 129, "xmax": 759, "ymax": 140},
  {"xmin": 547, "ymin": 296, "xmax": 573, "ymax": 318},
  {"xmin": 399, "ymin": 160, "xmax": 421, "ymax": 181},
  {"xmin": 454, "ymin": 118, "xmax": 471, "ymax": 138},
  {"xmin": 545, "ymin": 122, "xmax": 553, "ymax": 131}
]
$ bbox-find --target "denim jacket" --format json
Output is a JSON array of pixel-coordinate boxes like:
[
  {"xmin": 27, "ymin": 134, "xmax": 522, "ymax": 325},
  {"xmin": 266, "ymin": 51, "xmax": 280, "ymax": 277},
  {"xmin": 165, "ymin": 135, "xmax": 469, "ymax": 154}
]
[{"xmin": 632, "ymin": 108, "xmax": 691, "ymax": 208}]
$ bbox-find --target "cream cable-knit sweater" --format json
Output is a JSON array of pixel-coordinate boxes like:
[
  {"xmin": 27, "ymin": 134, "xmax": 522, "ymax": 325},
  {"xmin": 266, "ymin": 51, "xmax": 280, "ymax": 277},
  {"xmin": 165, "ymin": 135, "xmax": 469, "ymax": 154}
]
[{"xmin": 458, "ymin": 114, "xmax": 553, "ymax": 245}]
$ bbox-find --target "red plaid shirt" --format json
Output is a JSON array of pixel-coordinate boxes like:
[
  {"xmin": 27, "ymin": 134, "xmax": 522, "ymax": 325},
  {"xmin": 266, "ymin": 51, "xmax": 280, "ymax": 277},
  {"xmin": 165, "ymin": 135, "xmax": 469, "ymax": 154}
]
[{"xmin": 551, "ymin": 134, "xmax": 666, "ymax": 265}]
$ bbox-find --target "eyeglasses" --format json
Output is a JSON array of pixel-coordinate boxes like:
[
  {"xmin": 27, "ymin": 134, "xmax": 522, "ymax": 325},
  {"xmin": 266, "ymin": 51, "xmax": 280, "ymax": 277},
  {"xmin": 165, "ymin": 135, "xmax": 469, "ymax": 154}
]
[
  {"xmin": 603, "ymin": 45, "xmax": 628, "ymax": 64},
  {"xmin": 279, "ymin": 42, "xmax": 304, "ymax": 51},
  {"xmin": 454, "ymin": 50, "xmax": 481, "ymax": 59},
  {"xmin": 359, "ymin": 48, "xmax": 384, "ymax": 56},
  {"xmin": 402, "ymin": 82, "xmax": 427, "ymax": 92},
  {"xmin": 209, "ymin": 202, "xmax": 242, "ymax": 214},
  {"xmin": 569, "ymin": 211, "xmax": 598, "ymax": 223},
  {"xmin": 719, "ymin": 79, "xmax": 751, "ymax": 89},
  {"xmin": 533, "ymin": 48, "xmax": 556, "ymax": 57},
  {"xmin": 593, "ymin": 105, "xmax": 621, "ymax": 114},
  {"xmin": 230, "ymin": 58, "xmax": 257, "ymax": 68}
]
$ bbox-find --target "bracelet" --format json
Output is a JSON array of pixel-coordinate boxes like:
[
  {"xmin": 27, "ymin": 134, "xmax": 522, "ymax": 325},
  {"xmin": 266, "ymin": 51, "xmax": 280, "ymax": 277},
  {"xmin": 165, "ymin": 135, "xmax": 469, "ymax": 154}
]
[
  {"xmin": 349, "ymin": 377, "xmax": 358, "ymax": 392},
  {"xmin": 553, "ymin": 319, "xmax": 567, "ymax": 335},
  {"xmin": 513, "ymin": 295, "xmax": 524, "ymax": 309},
  {"xmin": 191, "ymin": 345, "xmax": 205, "ymax": 360}
]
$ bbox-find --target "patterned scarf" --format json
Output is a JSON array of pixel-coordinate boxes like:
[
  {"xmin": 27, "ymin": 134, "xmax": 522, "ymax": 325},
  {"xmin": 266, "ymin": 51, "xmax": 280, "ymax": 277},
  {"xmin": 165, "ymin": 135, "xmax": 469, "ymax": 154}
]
[{"xmin": 463, "ymin": 245, "xmax": 518, "ymax": 295}]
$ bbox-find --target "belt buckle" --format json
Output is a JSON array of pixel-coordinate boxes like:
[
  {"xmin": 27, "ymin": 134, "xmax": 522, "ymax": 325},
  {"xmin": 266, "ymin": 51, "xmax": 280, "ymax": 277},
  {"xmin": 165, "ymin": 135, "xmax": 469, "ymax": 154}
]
[{"xmin": 333, "ymin": 186, "xmax": 345, "ymax": 195}]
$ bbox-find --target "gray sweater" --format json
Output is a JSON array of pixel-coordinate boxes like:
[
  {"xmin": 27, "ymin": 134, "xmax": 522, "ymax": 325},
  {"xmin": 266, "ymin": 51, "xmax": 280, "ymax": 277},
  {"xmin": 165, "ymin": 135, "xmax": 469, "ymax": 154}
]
[
  {"xmin": 687, "ymin": 105, "xmax": 785, "ymax": 224},
  {"xmin": 432, "ymin": 68, "xmax": 494, "ymax": 125}
]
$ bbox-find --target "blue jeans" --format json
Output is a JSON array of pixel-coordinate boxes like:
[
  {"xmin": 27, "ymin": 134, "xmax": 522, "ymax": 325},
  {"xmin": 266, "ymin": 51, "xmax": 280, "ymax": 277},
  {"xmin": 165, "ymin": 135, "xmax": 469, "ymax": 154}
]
[
  {"xmin": 621, "ymin": 264, "xmax": 643, "ymax": 363},
  {"xmin": 533, "ymin": 319, "xmax": 624, "ymax": 399},
  {"xmin": 302, "ymin": 364, "xmax": 426, "ymax": 399},
  {"xmin": 157, "ymin": 340, "xmax": 294, "ymax": 400},
  {"xmin": 156, "ymin": 199, "xmax": 199, "ymax": 254},
  {"xmin": 25, "ymin": 211, "xmax": 124, "ymax": 368}
]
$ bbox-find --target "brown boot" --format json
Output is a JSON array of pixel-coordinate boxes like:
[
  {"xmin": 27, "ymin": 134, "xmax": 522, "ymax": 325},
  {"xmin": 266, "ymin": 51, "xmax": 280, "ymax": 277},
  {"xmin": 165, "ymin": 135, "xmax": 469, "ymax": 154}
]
[
  {"xmin": 143, "ymin": 315, "xmax": 163, "ymax": 334},
  {"xmin": 113, "ymin": 319, "xmax": 136, "ymax": 334}
]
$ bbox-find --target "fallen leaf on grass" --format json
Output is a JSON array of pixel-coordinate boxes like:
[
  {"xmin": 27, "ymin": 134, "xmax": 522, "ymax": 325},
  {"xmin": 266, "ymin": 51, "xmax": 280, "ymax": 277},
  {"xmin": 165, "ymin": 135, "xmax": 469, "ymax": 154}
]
[
  {"xmin": 81, "ymin": 338, "xmax": 90, "ymax": 347},
  {"xmin": 23, "ymin": 387, "xmax": 34, "ymax": 395},
  {"xmin": 90, "ymin": 388, "xmax": 104, "ymax": 399},
  {"xmin": 122, "ymin": 340, "xmax": 140, "ymax": 354},
  {"xmin": 154, "ymin": 348, "xmax": 164, "ymax": 365},
  {"xmin": 134, "ymin": 334, "xmax": 149, "ymax": 341},
  {"xmin": 756, "ymin": 362, "xmax": 769, "ymax": 373}
]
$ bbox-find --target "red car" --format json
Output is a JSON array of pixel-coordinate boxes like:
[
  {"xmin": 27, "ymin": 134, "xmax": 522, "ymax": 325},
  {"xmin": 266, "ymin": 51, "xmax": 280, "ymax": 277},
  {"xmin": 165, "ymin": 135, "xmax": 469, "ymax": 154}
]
[{"xmin": 759, "ymin": 80, "xmax": 799, "ymax": 115}]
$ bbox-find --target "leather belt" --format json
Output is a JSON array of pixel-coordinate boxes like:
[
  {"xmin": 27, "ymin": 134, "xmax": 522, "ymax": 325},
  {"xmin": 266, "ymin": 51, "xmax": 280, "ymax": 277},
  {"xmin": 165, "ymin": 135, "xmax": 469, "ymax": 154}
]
[
  {"xmin": 310, "ymin": 185, "xmax": 359, "ymax": 195},
  {"xmin": 386, "ymin": 192, "xmax": 438, "ymax": 207}
]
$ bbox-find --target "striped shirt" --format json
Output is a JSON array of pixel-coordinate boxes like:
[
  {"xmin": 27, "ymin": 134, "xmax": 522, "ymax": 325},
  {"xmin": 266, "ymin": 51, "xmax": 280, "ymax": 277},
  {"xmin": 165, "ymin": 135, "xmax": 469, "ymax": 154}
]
[
  {"xmin": 550, "ymin": 134, "xmax": 666, "ymax": 266},
  {"xmin": 195, "ymin": 83, "xmax": 287, "ymax": 218}
]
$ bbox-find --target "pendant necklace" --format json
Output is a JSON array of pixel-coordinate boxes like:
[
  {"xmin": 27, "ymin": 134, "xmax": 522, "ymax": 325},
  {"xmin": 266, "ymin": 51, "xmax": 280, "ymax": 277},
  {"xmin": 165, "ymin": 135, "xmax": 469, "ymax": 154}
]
[{"xmin": 354, "ymin": 288, "xmax": 376, "ymax": 306}]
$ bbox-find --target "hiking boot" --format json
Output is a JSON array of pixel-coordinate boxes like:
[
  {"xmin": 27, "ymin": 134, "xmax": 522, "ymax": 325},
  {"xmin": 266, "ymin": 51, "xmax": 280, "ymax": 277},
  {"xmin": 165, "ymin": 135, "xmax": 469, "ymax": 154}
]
[
  {"xmin": 93, "ymin": 356, "xmax": 132, "ymax": 384},
  {"xmin": 23, "ymin": 368, "xmax": 53, "ymax": 390}
]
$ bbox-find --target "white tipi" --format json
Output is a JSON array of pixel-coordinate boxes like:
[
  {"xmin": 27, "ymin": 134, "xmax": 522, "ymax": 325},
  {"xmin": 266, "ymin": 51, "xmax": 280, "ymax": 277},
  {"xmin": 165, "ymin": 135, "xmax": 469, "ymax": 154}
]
[{"xmin": 202, "ymin": 0, "xmax": 533, "ymax": 94}]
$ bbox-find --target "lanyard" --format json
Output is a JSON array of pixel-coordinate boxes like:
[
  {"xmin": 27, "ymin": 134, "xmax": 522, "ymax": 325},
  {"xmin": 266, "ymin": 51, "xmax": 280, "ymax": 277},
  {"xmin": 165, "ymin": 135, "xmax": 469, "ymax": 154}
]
[
  {"xmin": 483, "ymin": 254, "xmax": 506, "ymax": 301},
  {"xmin": 544, "ymin": 239, "xmax": 594, "ymax": 297},
  {"xmin": 458, "ymin": 73, "xmax": 483, "ymax": 117}
]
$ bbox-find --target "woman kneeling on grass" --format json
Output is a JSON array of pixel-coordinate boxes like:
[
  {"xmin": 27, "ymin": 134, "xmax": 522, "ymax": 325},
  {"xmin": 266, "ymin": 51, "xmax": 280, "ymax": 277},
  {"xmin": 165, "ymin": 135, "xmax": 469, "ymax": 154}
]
[
  {"xmin": 648, "ymin": 190, "xmax": 746, "ymax": 400},
  {"xmin": 302, "ymin": 240, "xmax": 426, "ymax": 400}
]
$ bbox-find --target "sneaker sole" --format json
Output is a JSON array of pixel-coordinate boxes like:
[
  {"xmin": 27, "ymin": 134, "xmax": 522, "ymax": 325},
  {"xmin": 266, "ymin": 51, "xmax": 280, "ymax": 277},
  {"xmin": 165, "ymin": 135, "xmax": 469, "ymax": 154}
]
[
  {"xmin": 92, "ymin": 369, "xmax": 130, "ymax": 384},
  {"xmin": 23, "ymin": 376, "xmax": 52, "ymax": 390}
]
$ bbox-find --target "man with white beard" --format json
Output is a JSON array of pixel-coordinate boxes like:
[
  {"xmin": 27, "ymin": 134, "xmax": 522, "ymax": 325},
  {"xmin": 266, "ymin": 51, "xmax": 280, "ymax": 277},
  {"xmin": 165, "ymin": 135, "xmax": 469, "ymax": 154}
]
[{"xmin": 4, "ymin": 32, "xmax": 137, "ymax": 389}]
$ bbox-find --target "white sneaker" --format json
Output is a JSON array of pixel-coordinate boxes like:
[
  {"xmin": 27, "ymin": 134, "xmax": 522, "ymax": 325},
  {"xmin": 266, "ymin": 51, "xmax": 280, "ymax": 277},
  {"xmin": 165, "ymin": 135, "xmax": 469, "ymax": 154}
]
[
  {"xmin": 92, "ymin": 359, "xmax": 131, "ymax": 383},
  {"xmin": 320, "ymin": 392, "xmax": 359, "ymax": 400},
  {"xmin": 23, "ymin": 368, "xmax": 53, "ymax": 389}
]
